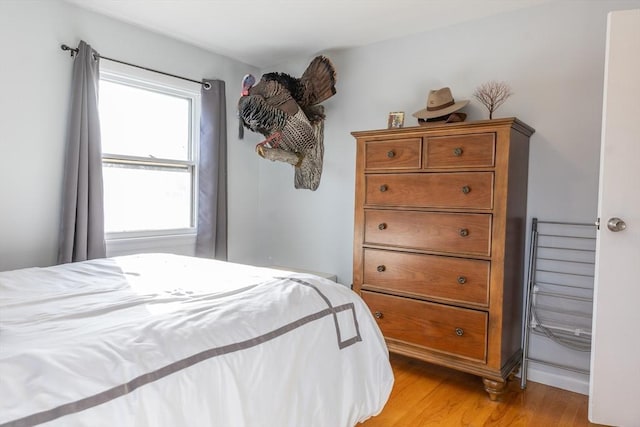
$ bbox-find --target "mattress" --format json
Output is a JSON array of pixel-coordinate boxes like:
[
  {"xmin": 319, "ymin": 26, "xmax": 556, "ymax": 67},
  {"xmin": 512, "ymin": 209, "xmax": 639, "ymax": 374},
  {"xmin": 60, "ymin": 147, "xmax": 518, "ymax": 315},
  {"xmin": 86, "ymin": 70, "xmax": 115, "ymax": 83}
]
[{"xmin": 0, "ymin": 253, "xmax": 393, "ymax": 427}]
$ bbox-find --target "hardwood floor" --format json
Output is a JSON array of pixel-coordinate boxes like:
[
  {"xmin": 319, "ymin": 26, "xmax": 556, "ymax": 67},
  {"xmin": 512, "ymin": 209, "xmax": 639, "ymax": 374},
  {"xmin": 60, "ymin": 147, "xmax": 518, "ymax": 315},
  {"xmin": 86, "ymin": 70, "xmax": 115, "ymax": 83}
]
[{"xmin": 359, "ymin": 354, "xmax": 607, "ymax": 427}]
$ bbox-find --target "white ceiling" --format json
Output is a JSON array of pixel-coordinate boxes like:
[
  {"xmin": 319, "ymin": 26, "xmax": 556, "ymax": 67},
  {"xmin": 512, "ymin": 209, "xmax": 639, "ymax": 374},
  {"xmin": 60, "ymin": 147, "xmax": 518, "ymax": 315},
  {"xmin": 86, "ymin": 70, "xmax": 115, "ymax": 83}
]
[{"xmin": 63, "ymin": 0, "xmax": 554, "ymax": 68}]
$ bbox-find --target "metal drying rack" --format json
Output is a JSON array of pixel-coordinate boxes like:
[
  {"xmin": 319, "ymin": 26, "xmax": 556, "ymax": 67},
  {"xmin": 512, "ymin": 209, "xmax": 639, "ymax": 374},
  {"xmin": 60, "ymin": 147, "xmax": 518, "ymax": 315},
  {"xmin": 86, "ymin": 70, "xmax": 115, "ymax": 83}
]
[{"xmin": 521, "ymin": 218, "xmax": 597, "ymax": 389}]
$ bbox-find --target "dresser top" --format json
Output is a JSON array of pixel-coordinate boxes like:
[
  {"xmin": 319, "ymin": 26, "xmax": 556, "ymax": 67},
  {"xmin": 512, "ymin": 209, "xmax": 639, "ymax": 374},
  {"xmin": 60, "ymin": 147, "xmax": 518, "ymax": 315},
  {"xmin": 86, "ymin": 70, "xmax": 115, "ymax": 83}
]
[{"xmin": 351, "ymin": 117, "xmax": 535, "ymax": 139}]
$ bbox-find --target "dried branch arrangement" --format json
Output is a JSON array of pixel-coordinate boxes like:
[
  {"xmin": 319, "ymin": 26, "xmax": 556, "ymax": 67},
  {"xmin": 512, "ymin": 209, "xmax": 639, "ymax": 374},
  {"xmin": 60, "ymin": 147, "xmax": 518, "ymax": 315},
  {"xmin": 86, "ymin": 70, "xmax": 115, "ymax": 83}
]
[{"xmin": 473, "ymin": 81, "xmax": 513, "ymax": 119}]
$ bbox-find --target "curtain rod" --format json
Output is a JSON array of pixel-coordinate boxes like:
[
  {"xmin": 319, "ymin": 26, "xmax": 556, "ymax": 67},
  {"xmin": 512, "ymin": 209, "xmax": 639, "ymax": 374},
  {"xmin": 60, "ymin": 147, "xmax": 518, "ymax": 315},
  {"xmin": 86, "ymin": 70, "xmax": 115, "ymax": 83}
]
[{"xmin": 60, "ymin": 44, "xmax": 211, "ymax": 90}]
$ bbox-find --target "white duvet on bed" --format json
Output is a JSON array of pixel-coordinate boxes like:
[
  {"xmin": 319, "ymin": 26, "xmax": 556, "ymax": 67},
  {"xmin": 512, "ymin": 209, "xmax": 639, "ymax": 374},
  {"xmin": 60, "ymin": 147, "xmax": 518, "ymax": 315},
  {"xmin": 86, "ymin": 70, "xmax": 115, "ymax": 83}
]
[{"xmin": 0, "ymin": 254, "xmax": 393, "ymax": 427}]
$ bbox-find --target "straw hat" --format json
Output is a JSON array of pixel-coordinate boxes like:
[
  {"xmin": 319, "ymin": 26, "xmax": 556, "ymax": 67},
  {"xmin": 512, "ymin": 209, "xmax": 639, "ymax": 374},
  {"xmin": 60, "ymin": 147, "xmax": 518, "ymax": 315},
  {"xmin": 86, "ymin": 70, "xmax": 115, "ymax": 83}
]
[{"xmin": 412, "ymin": 87, "xmax": 469, "ymax": 119}]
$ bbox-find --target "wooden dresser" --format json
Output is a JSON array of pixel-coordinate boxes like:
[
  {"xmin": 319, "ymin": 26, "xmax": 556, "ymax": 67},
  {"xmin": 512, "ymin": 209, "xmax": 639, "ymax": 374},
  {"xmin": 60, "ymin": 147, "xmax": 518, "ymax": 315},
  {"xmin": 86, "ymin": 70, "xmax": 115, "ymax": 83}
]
[{"xmin": 352, "ymin": 118, "xmax": 534, "ymax": 400}]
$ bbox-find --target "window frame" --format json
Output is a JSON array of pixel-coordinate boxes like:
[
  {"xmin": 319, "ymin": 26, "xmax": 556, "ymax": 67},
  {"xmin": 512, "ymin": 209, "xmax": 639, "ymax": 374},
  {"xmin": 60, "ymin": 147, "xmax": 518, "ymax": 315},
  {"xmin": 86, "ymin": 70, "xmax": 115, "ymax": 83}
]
[{"xmin": 98, "ymin": 66, "xmax": 201, "ymax": 242}]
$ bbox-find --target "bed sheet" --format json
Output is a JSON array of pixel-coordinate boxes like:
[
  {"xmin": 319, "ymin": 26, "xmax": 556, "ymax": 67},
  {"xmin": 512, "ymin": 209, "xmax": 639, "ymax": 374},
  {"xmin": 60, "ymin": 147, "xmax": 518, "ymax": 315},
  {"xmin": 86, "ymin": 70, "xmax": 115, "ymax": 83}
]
[{"xmin": 0, "ymin": 254, "xmax": 393, "ymax": 427}]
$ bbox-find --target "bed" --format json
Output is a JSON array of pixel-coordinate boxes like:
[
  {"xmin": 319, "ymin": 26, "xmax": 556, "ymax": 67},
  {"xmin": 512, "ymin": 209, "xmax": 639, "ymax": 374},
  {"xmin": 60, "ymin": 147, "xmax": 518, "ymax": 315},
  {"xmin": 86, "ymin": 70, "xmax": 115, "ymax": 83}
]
[{"xmin": 0, "ymin": 253, "xmax": 393, "ymax": 427}]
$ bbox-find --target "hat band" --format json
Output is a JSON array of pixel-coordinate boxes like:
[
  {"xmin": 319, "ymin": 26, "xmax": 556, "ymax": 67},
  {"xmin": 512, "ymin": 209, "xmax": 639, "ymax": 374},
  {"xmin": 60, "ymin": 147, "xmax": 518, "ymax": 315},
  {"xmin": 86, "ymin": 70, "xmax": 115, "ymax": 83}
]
[{"xmin": 426, "ymin": 100, "xmax": 455, "ymax": 111}]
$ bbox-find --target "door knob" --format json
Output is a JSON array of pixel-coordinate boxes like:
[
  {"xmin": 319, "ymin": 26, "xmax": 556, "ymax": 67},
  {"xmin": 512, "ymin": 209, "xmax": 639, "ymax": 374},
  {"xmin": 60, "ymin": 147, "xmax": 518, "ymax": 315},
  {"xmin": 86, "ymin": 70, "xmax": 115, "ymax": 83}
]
[{"xmin": 607, "ymin": 217, "xmax": 627, "ymax": 232}]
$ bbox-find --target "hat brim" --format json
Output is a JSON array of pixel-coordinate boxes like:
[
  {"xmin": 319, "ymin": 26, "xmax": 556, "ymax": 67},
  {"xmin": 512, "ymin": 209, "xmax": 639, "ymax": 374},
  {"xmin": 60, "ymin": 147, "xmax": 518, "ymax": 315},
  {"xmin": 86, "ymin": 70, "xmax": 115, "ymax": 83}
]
[{"xmin": 412, "ymin": 100, "xmax": 469, "ymax": 119}]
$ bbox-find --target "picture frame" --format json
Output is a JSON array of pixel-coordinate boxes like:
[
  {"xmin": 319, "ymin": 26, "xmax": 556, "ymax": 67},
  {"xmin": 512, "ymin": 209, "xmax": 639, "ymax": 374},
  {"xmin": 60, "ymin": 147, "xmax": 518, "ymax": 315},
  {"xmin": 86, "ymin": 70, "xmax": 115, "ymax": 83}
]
[{"xmin": 387, "ymin": 111, "xmax": 405, "ymax": 129}]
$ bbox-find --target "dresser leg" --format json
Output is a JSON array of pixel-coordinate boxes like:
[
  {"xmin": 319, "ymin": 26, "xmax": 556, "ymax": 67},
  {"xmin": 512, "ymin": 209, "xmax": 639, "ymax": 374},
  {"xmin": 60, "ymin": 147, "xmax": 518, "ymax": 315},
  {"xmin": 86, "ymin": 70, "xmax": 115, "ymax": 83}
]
[{"xmin": 482, "ymin": 377, "xmax": 507, "ymax": 401}]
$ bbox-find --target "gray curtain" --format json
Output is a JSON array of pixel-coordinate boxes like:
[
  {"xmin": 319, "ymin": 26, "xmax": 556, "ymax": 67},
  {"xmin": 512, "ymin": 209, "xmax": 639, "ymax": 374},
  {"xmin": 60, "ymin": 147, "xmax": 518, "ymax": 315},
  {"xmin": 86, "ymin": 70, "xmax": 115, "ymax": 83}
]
[
  {"xmin": 57, "ymin": 40, "xmax": 106, "ymax": 264},
  {"xmin": 195, "ymin": 80, "xmax": 228, "ymax": 260}
]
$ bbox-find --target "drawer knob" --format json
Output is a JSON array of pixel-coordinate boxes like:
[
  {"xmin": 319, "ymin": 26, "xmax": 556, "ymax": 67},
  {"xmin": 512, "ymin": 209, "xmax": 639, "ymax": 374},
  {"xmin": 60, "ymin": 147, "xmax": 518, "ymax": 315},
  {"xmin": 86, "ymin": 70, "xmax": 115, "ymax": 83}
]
[
  {"xmin": 374, "ymin": 311, "xmax": 384, "ymax": 319},
  {"xmin": 459, "ymin": 228, "xmax": 469, "ymax": 237},
  {"xmin": 457, "ymin": 276, "xmax": 467, "ymax": 284},
  {"xmin": 378, "ymin": 223, "xmax": 387, "ymax": 230},
  {"xmin": 455, "ymin": 327, "xmax": 464, "ymax": 336},
  {"xmin": 387, "ymin": 150, "xmax": 395, "ymax": 158},
  {"xmin": 453, "ymin": 147, "xmax": 463, "ymax": 156},
  {"xmin": 461, "ymin": 185, "xmax": 471, "ymax": 194},
  {"xmin": 379, "ymin": 184, "xmax": 388, "ymax": 192},
  {"xmin": 377, "ymin": 265, "xmax": 386, "ymax": 272}
]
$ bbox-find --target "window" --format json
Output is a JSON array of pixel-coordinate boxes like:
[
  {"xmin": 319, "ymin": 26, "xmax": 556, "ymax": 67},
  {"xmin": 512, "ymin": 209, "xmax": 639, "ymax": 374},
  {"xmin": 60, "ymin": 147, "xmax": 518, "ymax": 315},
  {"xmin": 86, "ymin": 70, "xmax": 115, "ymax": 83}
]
[{"xmin": 98, "ymin": 71, "xmax": 199, "ymax": 239}]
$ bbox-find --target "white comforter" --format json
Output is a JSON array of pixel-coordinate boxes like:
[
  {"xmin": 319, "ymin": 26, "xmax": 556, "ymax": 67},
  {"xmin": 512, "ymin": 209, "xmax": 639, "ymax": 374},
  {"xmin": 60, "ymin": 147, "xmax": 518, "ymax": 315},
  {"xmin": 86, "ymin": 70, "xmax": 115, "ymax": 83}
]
[{"xmin": 0, "ymin": 254, "xmax": 393, "ymax": 427}]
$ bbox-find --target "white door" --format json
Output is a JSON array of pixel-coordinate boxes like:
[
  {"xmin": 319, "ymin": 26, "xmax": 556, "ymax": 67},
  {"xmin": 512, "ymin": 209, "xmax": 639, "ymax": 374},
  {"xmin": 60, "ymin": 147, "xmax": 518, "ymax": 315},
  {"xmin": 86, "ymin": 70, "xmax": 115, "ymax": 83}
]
[{"xmin": 589, "ymin": 9, "xmax": 640, "ymax": 427}]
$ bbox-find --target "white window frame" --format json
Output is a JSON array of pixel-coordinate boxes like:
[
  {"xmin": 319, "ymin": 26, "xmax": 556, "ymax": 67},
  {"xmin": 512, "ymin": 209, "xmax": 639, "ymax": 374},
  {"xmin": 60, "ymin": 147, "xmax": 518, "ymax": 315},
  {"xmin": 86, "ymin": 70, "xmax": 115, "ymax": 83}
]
[{"xmin": 98, "ymin": 62, "xmax": 201, "ymax": 254}]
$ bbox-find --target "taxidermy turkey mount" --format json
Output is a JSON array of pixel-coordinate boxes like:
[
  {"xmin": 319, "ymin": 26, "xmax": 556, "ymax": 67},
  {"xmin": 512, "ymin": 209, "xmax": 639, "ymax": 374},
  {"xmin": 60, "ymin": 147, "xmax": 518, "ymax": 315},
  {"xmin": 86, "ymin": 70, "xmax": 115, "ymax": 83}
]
[{"xmin": 238, "ymin": 56, "xmax": 337, "ymax": 191}]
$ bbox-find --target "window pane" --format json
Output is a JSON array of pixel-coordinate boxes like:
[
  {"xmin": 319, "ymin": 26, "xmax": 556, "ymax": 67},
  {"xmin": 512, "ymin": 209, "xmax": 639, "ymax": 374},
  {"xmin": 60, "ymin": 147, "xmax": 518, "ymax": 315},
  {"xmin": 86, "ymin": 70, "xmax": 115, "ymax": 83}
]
[
  {"xmin": 99, "ymin": 80, "xmax": 190, "ymax": 160},
  {"xmin": 103, "ymin": 164, "xmax": 192, "ymax": 233}
]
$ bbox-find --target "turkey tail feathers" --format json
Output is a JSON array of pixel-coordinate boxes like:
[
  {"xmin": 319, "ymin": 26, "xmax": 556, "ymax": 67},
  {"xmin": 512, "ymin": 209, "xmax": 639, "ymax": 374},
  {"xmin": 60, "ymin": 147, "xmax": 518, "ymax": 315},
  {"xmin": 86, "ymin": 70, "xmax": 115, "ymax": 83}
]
[
  {"xmin": 300, "ymin": 55, "xmax": 337, "ymax": 106},
  {"xmin": 260, "ymin": 56, "xmax": 337, "ymax": 108}
]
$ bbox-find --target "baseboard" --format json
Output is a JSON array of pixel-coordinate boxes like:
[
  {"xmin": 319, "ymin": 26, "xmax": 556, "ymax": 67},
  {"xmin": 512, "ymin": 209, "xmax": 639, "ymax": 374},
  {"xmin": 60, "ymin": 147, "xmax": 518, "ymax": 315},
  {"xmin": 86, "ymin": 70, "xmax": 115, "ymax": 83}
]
[{"xmin": 525, "ymin": 365, "xmax": 589, "ymax": 395}]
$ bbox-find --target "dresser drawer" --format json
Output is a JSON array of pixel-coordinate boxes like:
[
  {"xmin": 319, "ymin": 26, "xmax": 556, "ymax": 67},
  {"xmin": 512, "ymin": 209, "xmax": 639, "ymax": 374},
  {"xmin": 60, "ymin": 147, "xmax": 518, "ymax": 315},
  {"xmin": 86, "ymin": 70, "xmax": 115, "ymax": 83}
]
[
  {"xmin": 362, "ymin": 291, "xmax": 488, "ymax": 361},
  {"xmin": 424, "ymin": 133, "xmax": 495, "ymax": 168},
  {"xmin": 364, "ymin": 210, "xmax": 492, "ymax": 256},
  {"xmin": 365, "ymin": 172, "xmax": 493, "ymax": 209},
  {"xmin": 365, "ymin": 138, "xmax": 422, "ymax": 170},
  {"xmin": 362, "ymin": 248, "xmax": 490, "ymax": 306}
]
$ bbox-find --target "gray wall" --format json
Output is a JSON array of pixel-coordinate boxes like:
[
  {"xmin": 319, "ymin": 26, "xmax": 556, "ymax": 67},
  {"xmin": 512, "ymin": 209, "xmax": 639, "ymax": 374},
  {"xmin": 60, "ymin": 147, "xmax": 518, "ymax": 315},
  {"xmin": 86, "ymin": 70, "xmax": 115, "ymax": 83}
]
[
  {"xmin": 2, "ymin": 0, "xmax": 639, "ymax": 395},
  {"xmin": 254, "ymin": 0, "xmax": 640, "ymax": 393},
  {"xmin": 258, "ymin": 0, "xmax": 640, "ymax": 283},
  {"xmin": 0, "ymin": 0, "xmax": 262, "ymax": 270}
]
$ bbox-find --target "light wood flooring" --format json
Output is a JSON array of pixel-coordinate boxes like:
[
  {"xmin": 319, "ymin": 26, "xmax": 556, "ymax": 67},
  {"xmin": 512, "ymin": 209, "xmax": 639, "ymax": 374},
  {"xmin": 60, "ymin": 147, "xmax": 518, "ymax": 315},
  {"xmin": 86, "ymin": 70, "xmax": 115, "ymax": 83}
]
[{"xmin": 359, "ymin": 354, "xmax": 607, "ymax": 427}]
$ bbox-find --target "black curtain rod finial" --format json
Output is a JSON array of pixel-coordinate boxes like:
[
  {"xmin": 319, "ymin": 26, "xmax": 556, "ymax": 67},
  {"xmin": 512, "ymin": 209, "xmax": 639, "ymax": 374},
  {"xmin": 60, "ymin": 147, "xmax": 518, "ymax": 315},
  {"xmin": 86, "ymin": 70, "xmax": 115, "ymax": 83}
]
[{"xmin": 60, "ymin": 44, "xmax": 78, "ymax": 57}]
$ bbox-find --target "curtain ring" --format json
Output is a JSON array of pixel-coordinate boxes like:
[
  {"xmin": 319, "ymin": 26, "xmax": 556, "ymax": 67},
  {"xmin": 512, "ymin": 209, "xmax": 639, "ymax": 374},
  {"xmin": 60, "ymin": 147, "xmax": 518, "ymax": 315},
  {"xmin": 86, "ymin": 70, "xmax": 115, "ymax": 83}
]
[{"xmin": 203, "ymin": 81, "xmax": 212, "ymax": 90}]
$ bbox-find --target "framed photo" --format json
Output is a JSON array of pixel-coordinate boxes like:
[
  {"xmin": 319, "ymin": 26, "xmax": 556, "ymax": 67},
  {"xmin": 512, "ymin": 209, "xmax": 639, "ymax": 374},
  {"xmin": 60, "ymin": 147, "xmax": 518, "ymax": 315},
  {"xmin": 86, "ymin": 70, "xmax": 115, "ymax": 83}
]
[{"xmin": 387, "ymin": 111, "xmax": 405, "ymax": 129}]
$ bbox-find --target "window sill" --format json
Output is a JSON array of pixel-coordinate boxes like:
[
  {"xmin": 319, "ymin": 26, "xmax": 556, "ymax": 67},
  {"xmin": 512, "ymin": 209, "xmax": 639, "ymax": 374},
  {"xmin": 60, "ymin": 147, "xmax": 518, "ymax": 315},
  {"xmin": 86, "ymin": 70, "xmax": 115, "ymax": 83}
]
[{"xmin": 106, "ymin": 232, "xmax": 197, "ymax": 258}]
